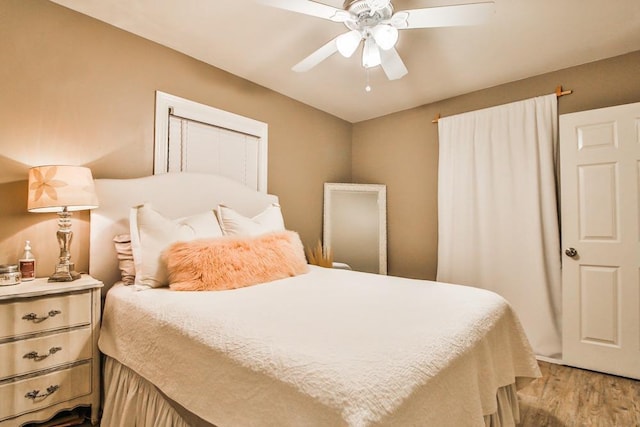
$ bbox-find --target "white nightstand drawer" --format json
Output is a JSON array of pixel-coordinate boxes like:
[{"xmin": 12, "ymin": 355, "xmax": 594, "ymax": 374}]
[
  {"xmin": 0, "ymin": 277, "xmax": 102, "ymax": 426},
  {"xmin": 0, "ymin": 362, "xmax": 91, "ymax": 422},
  {"xmin": 0, "ymin": 291, "xmax": 91, "ymax": 340},
  {"xmin": 0, "ymin": 327, "xmax": 92, "ymax": 380}
]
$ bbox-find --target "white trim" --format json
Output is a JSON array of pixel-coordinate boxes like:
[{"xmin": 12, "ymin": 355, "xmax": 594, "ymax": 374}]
[
  {"xmin": 535, "ymin": 355, "xmax": 564, "ymax": 365},
  {"xmin": 154, "ymin": 91, "xmax": 268, "ymax": 193}
]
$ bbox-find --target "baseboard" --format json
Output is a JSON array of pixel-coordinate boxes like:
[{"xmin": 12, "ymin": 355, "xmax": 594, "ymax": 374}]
[{"xmin": 535, "ymin": 355, "xmax": 564, "ymax": 365}]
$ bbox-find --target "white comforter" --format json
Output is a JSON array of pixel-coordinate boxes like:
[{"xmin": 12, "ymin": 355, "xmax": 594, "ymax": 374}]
[{"xmin": 99, "ymin": 266, "xmax": 540, "ymax": 426}]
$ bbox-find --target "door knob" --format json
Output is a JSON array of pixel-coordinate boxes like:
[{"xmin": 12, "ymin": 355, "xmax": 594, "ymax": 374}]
[{"xmin": 565, "ymin": 247, "xmax": 578, "ymax": 257}]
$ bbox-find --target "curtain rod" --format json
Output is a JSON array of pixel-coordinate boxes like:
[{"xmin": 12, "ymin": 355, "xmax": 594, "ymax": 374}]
[{"xmin": 431, "ymin": 85, "xmax": 573, "ymax": 123}]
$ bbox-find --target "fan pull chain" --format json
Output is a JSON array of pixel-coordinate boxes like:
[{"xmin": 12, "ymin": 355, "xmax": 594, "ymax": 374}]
[{"xmin": 365, "ymin": 68, "xmax": 372, "ymax": 92}]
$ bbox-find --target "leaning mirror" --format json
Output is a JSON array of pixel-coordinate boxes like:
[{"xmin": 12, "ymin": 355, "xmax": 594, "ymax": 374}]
[{"xmin": 323, "ymin": 183, "xmax": 387, "ymax": 275}]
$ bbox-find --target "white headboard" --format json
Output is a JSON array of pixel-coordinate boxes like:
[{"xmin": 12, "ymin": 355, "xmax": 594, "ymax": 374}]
[{"xmin": 90, "ymin": 173, "xmax": 278, "ymax": 291}]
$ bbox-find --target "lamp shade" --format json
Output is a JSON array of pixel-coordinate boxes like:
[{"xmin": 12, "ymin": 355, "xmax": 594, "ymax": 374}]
[
  {"xmin": 337, "ymin": 30, "xmax": 362, "ymax": 58},
  {"xmin": 28, "ymin": 165, "xmax": 99, "ymax": 213},
  {"xmin": 362, "ymin": 37, "xmax": 382, "ymax": 68},
  {"xmin": 372, "ymin": 24, "xmax": 398, "ymax": 50}
]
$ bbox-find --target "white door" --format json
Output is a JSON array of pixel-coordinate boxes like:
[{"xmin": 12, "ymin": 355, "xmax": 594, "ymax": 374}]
[{"xmin": 560, "ymin": 102, "xmax": 640, "ymax": 379}]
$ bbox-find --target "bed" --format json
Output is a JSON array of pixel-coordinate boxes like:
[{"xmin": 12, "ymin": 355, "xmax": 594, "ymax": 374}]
[{"xmin": 90, "ymin": 172, "xmax": 541, "ymax": 427}]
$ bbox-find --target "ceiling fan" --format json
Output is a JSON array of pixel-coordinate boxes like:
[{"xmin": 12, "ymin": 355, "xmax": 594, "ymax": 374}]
[{"xmin": 258, "ymin": 0, "xmax": 495, "ymax": 82}]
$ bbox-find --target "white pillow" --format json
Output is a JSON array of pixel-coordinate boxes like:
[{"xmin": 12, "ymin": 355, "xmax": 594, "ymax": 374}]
[
  {"xmin": 216, "ymin": 203, "xmax": 285, "ymax": 236},
  {"xmin": 130, "ymin": 203, "xmax": 223, "ymax": 289}
]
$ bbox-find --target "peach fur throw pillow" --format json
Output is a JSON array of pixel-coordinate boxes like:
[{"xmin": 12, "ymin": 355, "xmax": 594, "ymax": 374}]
[{"xmin": 163, "ymin": 230, "xmax": 309, "ymax": 291}]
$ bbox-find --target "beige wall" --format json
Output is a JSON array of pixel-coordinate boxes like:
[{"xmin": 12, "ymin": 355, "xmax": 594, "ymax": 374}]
[
  {"xmin": 2, "ymin": 1, "xmax": 638, "ymax": 282},
  {"xmin": 353, "ymin": 50, "xmax": 640, "ymax": 280},
  {"xmin": 0, "ymin": 0, "xmax": 352, "ymax": 276}
]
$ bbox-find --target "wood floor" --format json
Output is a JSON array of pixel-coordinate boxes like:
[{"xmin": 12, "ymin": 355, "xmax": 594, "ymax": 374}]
[{"xmin": 518, "ymin": 361, "xmax": 640, "ymax": 427}]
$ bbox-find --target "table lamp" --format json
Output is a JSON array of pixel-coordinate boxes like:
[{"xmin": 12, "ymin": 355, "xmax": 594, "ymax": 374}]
[{"xmin": 27, "ymin": 165, "xmax": 99, "ymax": 282}]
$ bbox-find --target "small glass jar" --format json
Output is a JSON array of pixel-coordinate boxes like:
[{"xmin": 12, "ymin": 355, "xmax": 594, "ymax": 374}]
[{"xmin": 0, "ymin": 264, "xmax": 22, "ymax": 286}]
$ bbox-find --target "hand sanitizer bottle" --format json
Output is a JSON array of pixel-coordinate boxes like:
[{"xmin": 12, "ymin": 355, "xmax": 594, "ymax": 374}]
[{"xmin": 19, "ymin": 240, "xmax": 36, "ymax": 281}]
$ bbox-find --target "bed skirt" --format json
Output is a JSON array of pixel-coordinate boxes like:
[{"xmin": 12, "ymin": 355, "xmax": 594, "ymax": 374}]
[
  {"xmin": 101, "ymin": 356, "xmax": 522, "ymax": 427},
  {"xmin": 102, "ymin": 356, "xmax": 215, "ymax": 427}
]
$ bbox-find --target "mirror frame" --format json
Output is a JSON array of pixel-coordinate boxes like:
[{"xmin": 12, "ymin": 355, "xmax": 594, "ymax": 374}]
[{"xmin": 323, "ymin": 183, "xmax": 387, "ymax": 275}]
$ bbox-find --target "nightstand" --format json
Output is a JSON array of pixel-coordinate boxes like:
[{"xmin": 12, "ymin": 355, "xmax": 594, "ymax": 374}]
[{"xmin": 0, "ymin": 275, "xmax": 102, "ymax": 426}]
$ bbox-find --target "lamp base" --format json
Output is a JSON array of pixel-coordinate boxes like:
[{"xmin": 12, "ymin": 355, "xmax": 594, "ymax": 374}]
[
  {"xmin": 48, "ymin": 262, "xmax": 81, "ymax": 282},
  {"xmin": 48, "ymin": 209, "xmax": 81, "ymax": 283}
]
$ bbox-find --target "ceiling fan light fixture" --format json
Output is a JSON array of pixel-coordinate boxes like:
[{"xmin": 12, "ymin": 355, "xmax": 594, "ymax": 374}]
[
  {"xmin": 262, "ymin": 0, "xmax": 495, "ymax": 82},
  {"xmin": 362, "ymin": 37, "xmax": 381, "ymax": 68},
  {"xmin": 336, "ymin": 30, "xmax": 362, "ymax": 58},
  {"xmin": 371, "ymin": 24, "xmax": 398, "ymax": 50}
]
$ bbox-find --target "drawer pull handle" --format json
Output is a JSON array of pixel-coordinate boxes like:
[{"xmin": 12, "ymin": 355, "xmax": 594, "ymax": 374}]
[
  {"xmin": 24, "ymin": 385, "xmax": 60, "ymax": 401},
  {"xmin": 23, "ymin": 346, "xmax": 63, "ymax": 361},
  {"xmin": 22, "ymin": 310, "xmax": 62, "ymax": 323}
]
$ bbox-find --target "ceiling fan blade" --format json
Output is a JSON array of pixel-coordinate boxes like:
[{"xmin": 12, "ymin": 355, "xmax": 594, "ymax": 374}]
[
  {"xmin": 258, "ymin": 0, "xmax": 348, "ymax": 22},
  {"xmin": 292, "ymin": 38, "xmax": 339, "ymax": 72},
  {"xmin": 402, "ymin": 1, "xmax": 495, "ymax": 29},
  {"xmin": 387, "ymin": 11, "xmax": 410, "ymax": 29},
  {"xmin": 380, "ymin": 48, "xmax": 408, "ymax": 80},
  {"xmin": 366, "ymin": 0, "xmax": 392, "ymax": 16}
]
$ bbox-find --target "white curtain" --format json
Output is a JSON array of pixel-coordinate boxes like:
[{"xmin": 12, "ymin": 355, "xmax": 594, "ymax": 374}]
[{"xmin": 437, "ymin": 94, "xmax": 562, "ymax": 358}]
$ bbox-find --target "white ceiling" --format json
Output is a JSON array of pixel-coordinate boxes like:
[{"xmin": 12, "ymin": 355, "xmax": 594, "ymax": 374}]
[{"xmin": 50, "ymin": 0, "xmax": 640, "ymax": 123}]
